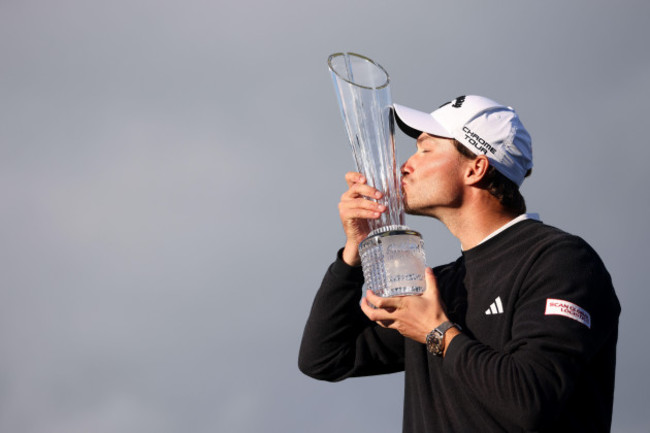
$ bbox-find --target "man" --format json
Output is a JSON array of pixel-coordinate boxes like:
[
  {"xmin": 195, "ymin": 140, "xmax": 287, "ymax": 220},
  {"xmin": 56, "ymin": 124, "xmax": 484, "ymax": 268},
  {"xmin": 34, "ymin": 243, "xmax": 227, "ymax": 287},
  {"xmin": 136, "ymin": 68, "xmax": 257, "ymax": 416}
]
[{"xmin": 298, "ymin": 95, "xmax": 620, "ymax": 432}]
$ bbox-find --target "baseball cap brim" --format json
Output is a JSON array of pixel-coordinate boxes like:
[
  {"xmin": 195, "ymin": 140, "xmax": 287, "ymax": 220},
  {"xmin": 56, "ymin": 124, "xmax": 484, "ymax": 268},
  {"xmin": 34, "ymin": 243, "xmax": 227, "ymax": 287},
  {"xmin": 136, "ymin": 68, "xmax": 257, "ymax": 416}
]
[{"xmin": 393, "ymin": 103, "xmax": 453, "ymax": 140}]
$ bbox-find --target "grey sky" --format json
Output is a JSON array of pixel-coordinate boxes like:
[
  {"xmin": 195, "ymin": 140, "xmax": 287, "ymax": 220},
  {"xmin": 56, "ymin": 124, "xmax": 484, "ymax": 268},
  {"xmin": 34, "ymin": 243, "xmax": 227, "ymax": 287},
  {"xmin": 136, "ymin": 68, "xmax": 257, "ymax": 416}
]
[{"xmin": 1, "ymin": 1, "xmax": 649, "ymax": 432}]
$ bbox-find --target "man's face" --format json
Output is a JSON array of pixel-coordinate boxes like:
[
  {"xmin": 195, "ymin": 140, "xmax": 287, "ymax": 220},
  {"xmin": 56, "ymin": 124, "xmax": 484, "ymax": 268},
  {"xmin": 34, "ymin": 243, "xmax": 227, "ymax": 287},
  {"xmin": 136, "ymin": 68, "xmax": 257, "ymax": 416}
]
[{"xmin": 400, "ymin": 133, "xmax": 467, "ymax": 218}]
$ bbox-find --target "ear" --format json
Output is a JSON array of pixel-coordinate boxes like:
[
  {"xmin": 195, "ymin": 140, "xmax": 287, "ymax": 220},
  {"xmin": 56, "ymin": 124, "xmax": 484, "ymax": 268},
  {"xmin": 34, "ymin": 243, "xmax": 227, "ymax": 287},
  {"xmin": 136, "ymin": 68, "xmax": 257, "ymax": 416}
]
[{"xmin": 464, "ymin": 155, "xmax": 490, "ymax": 185}]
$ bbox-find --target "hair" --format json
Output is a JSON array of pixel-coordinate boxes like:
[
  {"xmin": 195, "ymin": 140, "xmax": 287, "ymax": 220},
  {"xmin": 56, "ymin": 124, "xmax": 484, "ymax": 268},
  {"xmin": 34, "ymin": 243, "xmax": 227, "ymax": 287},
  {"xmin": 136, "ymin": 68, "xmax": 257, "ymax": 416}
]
[{"xmin": 453, "ymin": 140, "xmax": 530, "ymax": 215}]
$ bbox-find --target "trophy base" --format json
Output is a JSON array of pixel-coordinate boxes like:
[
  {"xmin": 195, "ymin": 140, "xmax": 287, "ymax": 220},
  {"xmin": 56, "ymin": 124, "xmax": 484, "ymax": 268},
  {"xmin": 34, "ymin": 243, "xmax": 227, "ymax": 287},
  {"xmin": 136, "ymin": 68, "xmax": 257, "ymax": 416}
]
[{"xmin": 359, "ymin": 226, "xmax": 426, "ymax": 298}]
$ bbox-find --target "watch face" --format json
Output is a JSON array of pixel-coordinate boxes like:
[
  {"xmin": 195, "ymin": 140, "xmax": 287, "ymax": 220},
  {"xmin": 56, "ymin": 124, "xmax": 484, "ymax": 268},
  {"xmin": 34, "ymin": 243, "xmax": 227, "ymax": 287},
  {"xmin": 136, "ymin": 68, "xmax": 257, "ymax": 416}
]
[
  {"xmin": 427, "ymin": 322, "xmax": 458, "ymax": 357},
  {"xmin": 427, "ymin": 329, "xmax": 444, "ymax": 356},
  {"xmin": 433, "ymin": 331, "xmax": 444, "ymax": 356}
]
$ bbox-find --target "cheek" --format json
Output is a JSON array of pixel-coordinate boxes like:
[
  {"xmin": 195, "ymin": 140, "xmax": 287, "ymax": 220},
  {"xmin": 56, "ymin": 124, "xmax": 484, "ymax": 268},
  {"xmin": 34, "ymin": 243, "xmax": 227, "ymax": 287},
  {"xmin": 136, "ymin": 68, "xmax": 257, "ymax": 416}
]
[
  {"xmin": 417, "ymin": 160, "xmax": 442, "ymax": 181},
  {"xmin": 424, "ymin": 162, "xmax": 461, "ymax": 191},
  {"xmin": 408, "ymin": 154, "xmax": 432, "ymax": 172}
]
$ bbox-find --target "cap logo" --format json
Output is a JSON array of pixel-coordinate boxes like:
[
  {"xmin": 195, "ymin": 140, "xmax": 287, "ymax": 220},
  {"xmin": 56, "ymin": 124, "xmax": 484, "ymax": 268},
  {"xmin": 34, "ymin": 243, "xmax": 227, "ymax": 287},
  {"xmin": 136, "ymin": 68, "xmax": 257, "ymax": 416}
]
[
  {"xmin": 438, "ymin": 95, "xmax": 466, "ymax": 109},
  {"xmin": 452, "ymin": 95, "xmax": 466, "ymax": 108},
  {"xmin": 462, "ymin": 126, "xmax": 496, "ymax": 155}
]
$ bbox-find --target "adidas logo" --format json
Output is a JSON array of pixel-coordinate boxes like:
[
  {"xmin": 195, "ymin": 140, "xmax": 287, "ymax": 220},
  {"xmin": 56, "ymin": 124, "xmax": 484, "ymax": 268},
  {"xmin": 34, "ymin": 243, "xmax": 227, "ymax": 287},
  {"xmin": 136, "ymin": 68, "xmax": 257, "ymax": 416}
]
[{"xmin": 485, "ymin": 296, "xmax": 504, "ymax": 315}]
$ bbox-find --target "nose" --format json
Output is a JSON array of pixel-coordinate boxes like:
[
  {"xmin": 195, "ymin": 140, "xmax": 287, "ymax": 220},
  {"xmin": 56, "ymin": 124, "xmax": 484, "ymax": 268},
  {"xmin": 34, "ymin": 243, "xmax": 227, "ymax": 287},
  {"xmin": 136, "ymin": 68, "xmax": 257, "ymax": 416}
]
[{"xmin": 401, "ymin": 158, "xmax": 412, "ymax": 177}]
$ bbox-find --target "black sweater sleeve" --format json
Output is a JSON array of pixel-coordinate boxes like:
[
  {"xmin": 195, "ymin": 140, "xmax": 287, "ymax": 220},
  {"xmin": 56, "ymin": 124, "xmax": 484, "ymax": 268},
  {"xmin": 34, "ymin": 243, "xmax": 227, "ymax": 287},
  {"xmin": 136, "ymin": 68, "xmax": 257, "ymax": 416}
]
[
  {"xmin": 298, "ymin": 250, "xmax": 405, "ymax": 381},
  {"xmin": 443, "ymin": 235, "xmax": 619, "ymax": 431}
]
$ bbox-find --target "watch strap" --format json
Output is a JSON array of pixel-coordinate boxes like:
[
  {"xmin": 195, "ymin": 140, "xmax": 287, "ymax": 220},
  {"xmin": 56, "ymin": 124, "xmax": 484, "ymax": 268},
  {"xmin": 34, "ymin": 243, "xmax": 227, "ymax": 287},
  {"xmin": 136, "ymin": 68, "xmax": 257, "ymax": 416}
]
[{"xmin": 426, "ymin": 321, "xmax": 460, "ymax": 356}]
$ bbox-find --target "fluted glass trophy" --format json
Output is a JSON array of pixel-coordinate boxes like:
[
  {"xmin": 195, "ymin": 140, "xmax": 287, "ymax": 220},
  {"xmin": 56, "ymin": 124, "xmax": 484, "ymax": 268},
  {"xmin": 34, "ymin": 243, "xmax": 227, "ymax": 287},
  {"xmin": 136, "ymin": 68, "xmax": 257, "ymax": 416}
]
[{"xmin": 328, "ymin": 52, "xmax": 426, "ymax": 297}]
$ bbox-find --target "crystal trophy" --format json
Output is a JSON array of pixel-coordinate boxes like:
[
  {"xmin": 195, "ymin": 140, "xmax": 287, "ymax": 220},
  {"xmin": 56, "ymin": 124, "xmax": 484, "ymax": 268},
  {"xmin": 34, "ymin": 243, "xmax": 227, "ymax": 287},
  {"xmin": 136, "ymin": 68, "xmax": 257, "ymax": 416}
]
[{"xmin": 328, "ymin": 52, "xmax": 426, "ymax": 297}]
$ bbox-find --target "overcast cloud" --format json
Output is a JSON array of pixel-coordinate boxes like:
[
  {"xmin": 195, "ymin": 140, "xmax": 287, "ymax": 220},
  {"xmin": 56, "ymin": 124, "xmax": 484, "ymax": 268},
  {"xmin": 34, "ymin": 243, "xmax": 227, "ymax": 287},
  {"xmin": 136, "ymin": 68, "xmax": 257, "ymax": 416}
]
[{"xmin": 1, "ymin": 1, "xmax": 649, "ymax": 432}]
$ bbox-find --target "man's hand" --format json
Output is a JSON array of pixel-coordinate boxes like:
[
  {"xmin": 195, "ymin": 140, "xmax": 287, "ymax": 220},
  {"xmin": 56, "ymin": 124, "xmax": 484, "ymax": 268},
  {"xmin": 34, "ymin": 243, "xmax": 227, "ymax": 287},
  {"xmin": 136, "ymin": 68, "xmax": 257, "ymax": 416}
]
[
  {"xmin": 361, "ymin": 268, "xmax": 457, "ymax": 351},
  {"xmin": 339, "ymin": 172, "xmax": 386, "ymax": 266}
]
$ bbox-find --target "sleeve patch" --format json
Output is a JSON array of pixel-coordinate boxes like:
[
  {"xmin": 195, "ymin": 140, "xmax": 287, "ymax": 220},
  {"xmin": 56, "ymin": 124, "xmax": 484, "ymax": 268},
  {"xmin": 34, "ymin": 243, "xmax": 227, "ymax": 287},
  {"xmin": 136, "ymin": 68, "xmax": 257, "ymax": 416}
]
[{"xmin": 545, "ymin": 299, "xmax": 591, "ymax": 328}]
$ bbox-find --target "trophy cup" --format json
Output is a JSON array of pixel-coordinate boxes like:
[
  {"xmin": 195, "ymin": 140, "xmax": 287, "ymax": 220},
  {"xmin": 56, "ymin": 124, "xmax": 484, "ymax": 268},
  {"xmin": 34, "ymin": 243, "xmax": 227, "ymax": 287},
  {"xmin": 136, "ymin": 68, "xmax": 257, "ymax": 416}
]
[{"xmin": 328, "ymin": 52, "xmax": 426, "ymax": 297}]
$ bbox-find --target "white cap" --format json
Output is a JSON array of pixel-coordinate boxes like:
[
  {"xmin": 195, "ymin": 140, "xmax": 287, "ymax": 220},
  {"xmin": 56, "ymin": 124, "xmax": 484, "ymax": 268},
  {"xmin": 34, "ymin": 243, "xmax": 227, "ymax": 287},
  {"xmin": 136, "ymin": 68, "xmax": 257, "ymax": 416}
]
[{"xmin": 394, "ymin": 95, "xmax": 533, "ymax": 186}]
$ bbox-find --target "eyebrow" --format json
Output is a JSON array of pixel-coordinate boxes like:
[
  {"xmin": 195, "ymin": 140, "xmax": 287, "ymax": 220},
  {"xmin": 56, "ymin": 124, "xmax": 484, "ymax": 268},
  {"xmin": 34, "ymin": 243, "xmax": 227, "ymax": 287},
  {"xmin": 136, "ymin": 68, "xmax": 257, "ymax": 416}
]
[{"xmin": 416, "ymin": 134, "xmax": 431, "ymax": 148}]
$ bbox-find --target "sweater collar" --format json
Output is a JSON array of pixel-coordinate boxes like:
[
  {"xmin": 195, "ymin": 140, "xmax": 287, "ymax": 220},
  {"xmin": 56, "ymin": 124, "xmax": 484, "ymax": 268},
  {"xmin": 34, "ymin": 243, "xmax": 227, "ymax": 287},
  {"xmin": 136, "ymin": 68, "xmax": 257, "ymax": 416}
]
[
  {"xmin": 461, "ymin": 215, "xmax": 541, "ymax": 260},
  {"xmin": 473, "ymin": 213, "xmax": 541, "ymax": 249}
]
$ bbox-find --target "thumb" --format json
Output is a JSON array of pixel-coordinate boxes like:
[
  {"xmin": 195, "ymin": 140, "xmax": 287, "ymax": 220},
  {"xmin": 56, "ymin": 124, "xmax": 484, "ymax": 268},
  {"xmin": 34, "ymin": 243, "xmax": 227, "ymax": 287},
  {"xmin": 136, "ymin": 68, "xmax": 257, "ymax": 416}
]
[{"xmin": 423, "ymin": 267, "xmax": 439, "ymax": 298}]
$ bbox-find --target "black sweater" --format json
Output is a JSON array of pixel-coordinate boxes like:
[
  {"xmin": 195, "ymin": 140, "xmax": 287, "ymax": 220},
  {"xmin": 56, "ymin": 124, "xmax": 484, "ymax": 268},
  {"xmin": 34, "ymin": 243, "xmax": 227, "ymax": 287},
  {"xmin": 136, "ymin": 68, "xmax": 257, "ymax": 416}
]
[{"xmin": 299, "ymin": 220, "xmax": 620, "ymax": 432}]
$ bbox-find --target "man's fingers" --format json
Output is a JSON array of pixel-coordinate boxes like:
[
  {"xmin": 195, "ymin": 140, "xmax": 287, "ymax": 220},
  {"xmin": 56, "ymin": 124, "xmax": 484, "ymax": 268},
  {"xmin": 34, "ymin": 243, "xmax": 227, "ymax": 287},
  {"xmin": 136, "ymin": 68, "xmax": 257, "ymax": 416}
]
[
  {"xmin": 360, "ymin": 296, "xmax": 378, "ymax": 320},
  {"xmin": 365, "ymin": 290, "xmax": 399, "ymax": 310},
  {"xmin": 345, "ymin": 171, "xmax": 365, "ymax": 187},
  {"xmin": 364, "ymin": 290, "xmax": 383, "ymax": 309},
  {"xmin": 339, "ymin": 180, "xmax": 386, "ymax": 221},
  {"xmin": 361, "ymin": 296, "xmax": 387, "ymax": 322},
  {"xmin": 342, "ymin": 184, "xmax": 383, "ymax": 203},
  {"xmin": 339, "ymin": 199, "xmax": 385, "ymax": 219},
  {"xmin": 362, "ymin": 292, "xmax": 400, "ymax": 328},
  {"xmin": 344, "ymin": 172, "xmax": 384, "ymax": 199}
]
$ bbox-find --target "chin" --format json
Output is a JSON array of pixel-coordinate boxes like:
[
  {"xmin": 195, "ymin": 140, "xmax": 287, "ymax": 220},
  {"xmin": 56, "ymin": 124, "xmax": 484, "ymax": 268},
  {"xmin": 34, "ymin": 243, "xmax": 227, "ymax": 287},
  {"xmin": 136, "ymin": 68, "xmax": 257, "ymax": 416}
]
[
  {"xmin": 404, "ymin": 202, "xmax": 424, "ymax": 216},
  {"xmin": 404, "ymin": 198, "xmax": 437, "ymax": 218},
  {"xmin": 403, "ymin": 196, "xmax": 416, "ymax": 214},
  {"xmin": 403, "ymin": 192, "xmax": 429, "ymax": 216}
]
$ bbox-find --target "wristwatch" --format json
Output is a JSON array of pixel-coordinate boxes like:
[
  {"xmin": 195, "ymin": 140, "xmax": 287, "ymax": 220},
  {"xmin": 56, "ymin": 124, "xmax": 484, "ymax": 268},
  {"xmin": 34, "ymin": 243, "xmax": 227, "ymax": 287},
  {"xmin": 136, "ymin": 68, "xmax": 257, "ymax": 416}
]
[{"xmin": 426, "ymin": 321, "xmax": 461, "ymax": 357}]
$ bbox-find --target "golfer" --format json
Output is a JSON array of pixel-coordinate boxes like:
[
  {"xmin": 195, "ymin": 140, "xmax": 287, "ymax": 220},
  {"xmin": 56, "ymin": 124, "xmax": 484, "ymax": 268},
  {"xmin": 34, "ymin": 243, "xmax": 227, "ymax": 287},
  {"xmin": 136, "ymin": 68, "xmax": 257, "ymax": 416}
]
[{"xmin": 299, "ymin": 95, "xmax": 620, "ymax": 432}]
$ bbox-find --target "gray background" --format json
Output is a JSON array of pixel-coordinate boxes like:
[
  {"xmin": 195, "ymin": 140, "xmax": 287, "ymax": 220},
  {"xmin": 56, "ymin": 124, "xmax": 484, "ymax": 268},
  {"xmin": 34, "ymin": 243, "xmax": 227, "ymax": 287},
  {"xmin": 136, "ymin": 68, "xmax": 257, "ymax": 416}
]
[{"xmin": 1, "ymin": 0, "xmax": 648, "ymax": 432}]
